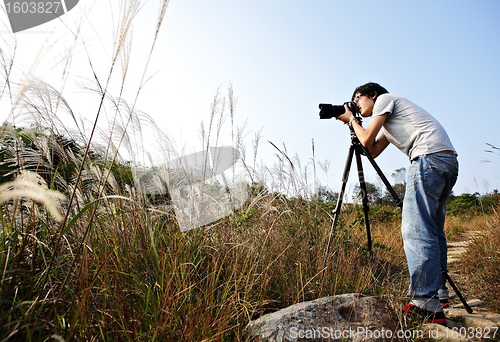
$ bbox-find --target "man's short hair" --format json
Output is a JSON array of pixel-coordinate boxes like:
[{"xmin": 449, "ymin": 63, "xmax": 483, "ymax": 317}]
[{"xmin": 352, "ymin": 83, "xmax": 389, "ymax": 102}]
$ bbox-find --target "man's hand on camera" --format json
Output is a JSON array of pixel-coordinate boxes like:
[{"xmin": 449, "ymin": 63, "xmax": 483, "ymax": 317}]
[{"xmin": 336, "ymin": 104, "xmax": 354, "ymax": 125}]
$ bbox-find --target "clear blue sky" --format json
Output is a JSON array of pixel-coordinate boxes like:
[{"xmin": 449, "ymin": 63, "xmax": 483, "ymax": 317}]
[{"xmin": 2, "ymin": 0, "xmax": 500, "ymax": 196}]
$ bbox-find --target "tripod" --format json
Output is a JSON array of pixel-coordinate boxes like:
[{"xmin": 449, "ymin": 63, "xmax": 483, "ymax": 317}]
[{"xmin": 321, "ymin": 118, "xmax": 473, "ymax": 314}]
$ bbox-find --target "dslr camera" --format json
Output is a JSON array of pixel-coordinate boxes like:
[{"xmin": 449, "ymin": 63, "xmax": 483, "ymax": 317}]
[{"xmin": 318, "ymin": 102, "xmax": 359, "ymax": 119}]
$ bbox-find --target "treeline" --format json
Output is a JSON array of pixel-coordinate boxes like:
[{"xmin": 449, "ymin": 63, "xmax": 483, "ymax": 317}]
[
  {"xmin": 314, "ymin": 166, "xmax": 500, "ymax": 216},
  {"xmin": 3, "ymin": 125, "xmax": 499, "ymax": 217}
]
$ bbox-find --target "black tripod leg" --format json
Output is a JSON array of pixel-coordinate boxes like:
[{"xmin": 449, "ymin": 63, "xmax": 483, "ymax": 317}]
[
  {"xmin": 321, "ymin": 144, "xmax": 355, "ymax": 272},
  {"xmin": 442, "ymin": 266, "xmax": 473, "ymax": 313},
  {"xmin": 359, "ymin": 144, "xmax": 403, "ymax": 209},
  {"xmin": 355, "ymin": 147, "xmax": 372, "ymax": 257}
]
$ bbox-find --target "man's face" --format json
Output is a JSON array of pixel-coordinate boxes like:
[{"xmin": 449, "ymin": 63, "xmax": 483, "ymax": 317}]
[{"xmin": 354, "ymin": 93, "xmax": 375, "ymax": 118}]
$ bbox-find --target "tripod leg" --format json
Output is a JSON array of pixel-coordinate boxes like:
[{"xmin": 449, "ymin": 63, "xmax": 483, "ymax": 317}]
[
  {"xmin": 359, "ymin": 144, "xmax": 403, "ymax": 209},
  {"xmin": 441, "ymin": 266, "xmax": 473, "ymax": 313},
  {"xmin": 355, "ymin": 148, "xmax": 373, "ymax": 257},
  {"xmin": 321, "ymin": 144, "xmax": 355, "ymax": 272}
]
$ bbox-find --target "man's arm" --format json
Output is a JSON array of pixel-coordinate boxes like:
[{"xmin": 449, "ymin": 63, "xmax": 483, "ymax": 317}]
[
  {"xmin": 366, "ymin": 132, "xmax": 390, "ymax": 158},
  {"xmin": 337, "ymin": 104, "xmax": 390, "ymax": 157},
  {"xmin": 350, "ymin": 113, "xmax": 387, "ymax": 147}
]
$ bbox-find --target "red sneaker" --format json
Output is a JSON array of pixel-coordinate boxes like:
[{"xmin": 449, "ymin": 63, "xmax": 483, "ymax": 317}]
[
  {"xmin": 440, "ymin": 299, "xmax": 450, "ymax": 308},
  {"xmin": 402, "ymin": 303, "xmax": 446, "ymax": 325}
]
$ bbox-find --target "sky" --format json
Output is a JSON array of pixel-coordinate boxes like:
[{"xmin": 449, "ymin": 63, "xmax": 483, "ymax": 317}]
[{"xmin": 1, "ymin": 0, "xmax": 500, "ymax": 197}]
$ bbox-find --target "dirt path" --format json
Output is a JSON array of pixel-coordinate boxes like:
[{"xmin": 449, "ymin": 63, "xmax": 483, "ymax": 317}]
[{"xmin": 421, "ymin": 231, "xmax": 500, "ymax": 341}]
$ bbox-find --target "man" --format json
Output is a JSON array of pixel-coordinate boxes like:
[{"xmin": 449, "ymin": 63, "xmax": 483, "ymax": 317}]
[{"xmin": 337, "ymin": 82, "xmax": 458, "ymax": 325}]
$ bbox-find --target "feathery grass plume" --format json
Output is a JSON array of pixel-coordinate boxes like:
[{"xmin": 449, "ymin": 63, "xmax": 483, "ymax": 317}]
[
  {"xmin": 267, "ymin": 140, "xmax": 317, "ymax": 198},
  {"xmin": 0, "ymin": 170, "xmax": 66, "ymax": 221}
]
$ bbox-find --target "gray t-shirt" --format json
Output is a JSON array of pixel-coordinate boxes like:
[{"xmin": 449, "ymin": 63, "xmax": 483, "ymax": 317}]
[{"xmin": 373, "ymin": 93, "xmax": 456, "ymax": 160}]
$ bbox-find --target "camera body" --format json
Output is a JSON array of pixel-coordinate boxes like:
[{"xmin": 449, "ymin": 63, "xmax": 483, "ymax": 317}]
[{"xmin": 319, "ymin": 101, "xmax": 358, "ymax": 119}]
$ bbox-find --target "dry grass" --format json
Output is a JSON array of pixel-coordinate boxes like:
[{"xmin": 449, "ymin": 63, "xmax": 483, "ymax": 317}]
[
  {"xmin": 0, "ymin": 177, "xmax": 410, "ymax": 340},
  {"xmin": 456, "ymin": 208, "xmax": 500, "ymax": 312}
]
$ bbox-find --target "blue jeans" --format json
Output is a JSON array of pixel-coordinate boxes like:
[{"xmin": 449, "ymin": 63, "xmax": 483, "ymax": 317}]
[{"xmin": 402, "ymin": 153, "xmax": 459, "ymax": 312}]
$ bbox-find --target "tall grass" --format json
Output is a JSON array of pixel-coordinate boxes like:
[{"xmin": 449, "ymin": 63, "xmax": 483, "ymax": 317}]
[
  {"xmin": 457, "ymin": 205, "xmax": 500, "ymax": 312},
  {"xmin": 0, "ymin": 182, "xmax": 410, "ymax": 340}
]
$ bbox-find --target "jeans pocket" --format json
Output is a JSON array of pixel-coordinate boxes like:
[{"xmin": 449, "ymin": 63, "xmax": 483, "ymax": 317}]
[{"xmin": 423, "ymin": 164, "xmax": 446, "ymax": 200}]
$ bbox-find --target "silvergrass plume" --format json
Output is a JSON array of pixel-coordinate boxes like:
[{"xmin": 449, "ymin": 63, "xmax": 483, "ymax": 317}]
[{"xmin": 0, "ymin": 170, "xmax": 66, "ymax": 221}]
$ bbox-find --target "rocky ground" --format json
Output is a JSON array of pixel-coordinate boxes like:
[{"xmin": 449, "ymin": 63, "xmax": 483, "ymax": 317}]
[
  {"xmin": 421, "ymin": 231, "xmax": 500, "ymax": 342},
  {"xmin": 244, "ymin": 230, "xmax": 499, "ymax": 342}
]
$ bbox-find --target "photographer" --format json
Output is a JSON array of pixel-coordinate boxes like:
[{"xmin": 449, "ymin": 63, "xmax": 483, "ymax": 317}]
[{"xmin": 336, "ymin": 82, "xmax": 458, "ymax": 325}]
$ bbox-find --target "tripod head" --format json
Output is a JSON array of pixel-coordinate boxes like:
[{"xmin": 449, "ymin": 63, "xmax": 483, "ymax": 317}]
[
  {"xmin": 319, "ymin": 101, "xmax": 363, "ymax": 142},
  {"xmin": 349, "ymin": 116, "xmax": 366, "ymax": 154}
]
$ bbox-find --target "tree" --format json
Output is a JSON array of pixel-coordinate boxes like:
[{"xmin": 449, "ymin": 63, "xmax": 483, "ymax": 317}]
[
  {"xmin": 377, "ymin": 167, "xmax": 407, "ymax": 206},
  {"xmin": 391, "ymin": 167, "xmax": 406, "ymax": 199},
  {"xmin": 314, "ymin": 185, "xmax": 339, "ymax": 204},
  {"xmin": 352, "ymin": 182, "xmax": 382, "ymax": 205}
]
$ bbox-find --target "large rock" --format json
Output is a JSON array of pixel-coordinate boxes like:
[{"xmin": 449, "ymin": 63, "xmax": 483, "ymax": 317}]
[{"xmin": 244, "ymin": 293, "xmax": 401, "ymax": 342}]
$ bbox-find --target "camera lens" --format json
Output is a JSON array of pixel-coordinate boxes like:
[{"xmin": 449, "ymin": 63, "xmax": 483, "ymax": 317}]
[{"xmin": 319, "ymin": 104, "xmax": 345, "ymax": 119}]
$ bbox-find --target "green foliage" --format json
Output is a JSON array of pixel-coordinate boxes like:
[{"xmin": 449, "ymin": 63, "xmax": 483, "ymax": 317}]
[
  {"xmin": 351, "ymin": 167, "xmax": 407, "ymax": 206},
  {"xmin": 352, "ymin": 182, "xmax": 382, "ymax": 205},
  {"xmin": 365, "ymin": 205, "xmax": 402, "ymax": 223},
  {"xmin": 313, "ymin": 185, "xmax": 339, "ymax": 204},
  {"xmin": 447, "ymin": 191, "xmax": 500, "ymax": 216},
  {"xmin": 447, "ymin": 192, "xmax": 481, "ymax": 214}
]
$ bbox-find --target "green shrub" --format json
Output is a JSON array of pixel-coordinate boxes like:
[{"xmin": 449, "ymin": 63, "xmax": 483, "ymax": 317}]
[{"xmin": 447, "ymin": 191, "xmax": 500, "ymax": 216}]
